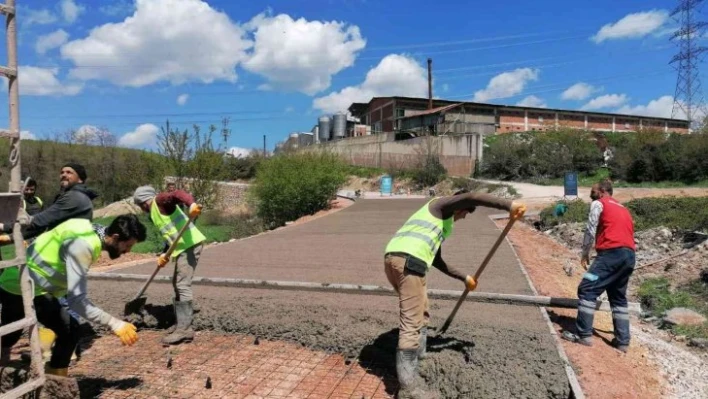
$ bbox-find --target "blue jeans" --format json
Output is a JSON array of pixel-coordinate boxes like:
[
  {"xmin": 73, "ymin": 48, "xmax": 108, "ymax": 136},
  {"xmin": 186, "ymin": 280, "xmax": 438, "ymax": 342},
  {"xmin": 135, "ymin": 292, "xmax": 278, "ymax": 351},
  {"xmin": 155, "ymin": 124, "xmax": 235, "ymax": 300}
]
[{"xmin": 576, "ymin": 247, "xmax": 635, "ymax": 345}]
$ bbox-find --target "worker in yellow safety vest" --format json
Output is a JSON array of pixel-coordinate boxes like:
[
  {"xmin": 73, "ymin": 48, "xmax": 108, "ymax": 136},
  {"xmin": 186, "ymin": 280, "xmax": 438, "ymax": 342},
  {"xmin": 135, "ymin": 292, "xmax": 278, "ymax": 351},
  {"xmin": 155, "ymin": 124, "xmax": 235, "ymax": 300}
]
[
  {"xmin": 22, "ymin": 178, "xmax": 44, "ymax": 216},
  {"xmin": 0, "ymin": 215, "xmax": 147, "ymax": 377},
  {"xmin": 133, "ymin": 185, "xmax": 205, "ymax": 345},
  {"xmin": 384, "ymin": 189, "xmax": 525, "ymax": 398}
]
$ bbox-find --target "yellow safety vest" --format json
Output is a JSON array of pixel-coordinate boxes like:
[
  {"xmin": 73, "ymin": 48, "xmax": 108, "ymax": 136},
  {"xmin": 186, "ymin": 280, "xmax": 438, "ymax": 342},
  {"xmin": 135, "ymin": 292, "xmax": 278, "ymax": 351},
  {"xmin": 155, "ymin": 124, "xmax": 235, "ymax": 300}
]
[
  {"xmin": 385, "ymin": 198, "xmax": 454, "ymax": 269},
  {"xmin": 150, "ymin": 200, "xmax": 205, "ymax": 258},
  {"xmin": 0, "ymin": 219, "xmax": 101, "ymax": 297},
  {"xmin": 22, "ymin": 196, "xmax": 43, "ymax": 209}
]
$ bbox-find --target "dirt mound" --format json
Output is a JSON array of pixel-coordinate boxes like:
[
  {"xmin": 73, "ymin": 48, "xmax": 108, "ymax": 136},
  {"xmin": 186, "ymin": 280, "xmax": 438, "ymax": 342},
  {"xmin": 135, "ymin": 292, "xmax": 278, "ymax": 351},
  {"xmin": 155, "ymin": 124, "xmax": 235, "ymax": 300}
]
[
  {"xmin": 93, "ymin": 198, "xmax": 141, "ymax": 219},
  {"xmin": 90, "ymin": 280, "xmax": 570, "ymax": 399}
]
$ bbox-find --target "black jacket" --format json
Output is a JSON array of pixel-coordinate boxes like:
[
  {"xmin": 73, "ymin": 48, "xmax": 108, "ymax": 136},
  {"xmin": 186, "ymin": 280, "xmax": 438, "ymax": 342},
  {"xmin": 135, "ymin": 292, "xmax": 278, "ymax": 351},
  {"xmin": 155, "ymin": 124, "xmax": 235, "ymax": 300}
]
[{"xmin": 18, "ymin": 184, "xmax": 99, "ymax": 239}]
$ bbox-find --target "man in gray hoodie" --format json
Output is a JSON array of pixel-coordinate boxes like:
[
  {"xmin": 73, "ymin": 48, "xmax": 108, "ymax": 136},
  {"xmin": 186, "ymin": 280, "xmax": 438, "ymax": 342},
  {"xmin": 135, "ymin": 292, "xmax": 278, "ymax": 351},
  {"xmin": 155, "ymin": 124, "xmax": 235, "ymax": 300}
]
[{"xmin": 1, "ymin": 163, "xmax": 98, "ymax": 239}]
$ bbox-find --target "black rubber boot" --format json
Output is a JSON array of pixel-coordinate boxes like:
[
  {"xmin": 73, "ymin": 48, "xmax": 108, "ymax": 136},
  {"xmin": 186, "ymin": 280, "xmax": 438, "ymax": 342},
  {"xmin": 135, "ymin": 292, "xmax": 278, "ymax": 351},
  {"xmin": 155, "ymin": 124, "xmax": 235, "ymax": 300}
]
[{"xmin": 161, "ymin": 300, "xmax": 194, "ymax": 345}]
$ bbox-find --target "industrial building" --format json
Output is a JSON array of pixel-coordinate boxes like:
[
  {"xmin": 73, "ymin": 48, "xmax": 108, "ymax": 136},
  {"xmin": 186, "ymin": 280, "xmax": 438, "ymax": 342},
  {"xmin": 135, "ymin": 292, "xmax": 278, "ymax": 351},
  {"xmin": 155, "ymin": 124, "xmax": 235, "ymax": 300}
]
[{"xmin": 275, "ymin": 95, "xmax": 690, "ymax": 151}]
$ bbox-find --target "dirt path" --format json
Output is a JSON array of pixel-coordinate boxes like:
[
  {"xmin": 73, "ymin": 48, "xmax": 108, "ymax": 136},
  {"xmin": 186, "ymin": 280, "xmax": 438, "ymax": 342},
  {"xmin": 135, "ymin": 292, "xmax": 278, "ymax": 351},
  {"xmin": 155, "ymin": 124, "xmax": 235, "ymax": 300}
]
[
  {"xmin": 498, "ymin": 220, "xmax": 708, "ymax": 399},
  {"xmin": 83, "ymin": 199, "xmax": 571, "ymax": 398}
]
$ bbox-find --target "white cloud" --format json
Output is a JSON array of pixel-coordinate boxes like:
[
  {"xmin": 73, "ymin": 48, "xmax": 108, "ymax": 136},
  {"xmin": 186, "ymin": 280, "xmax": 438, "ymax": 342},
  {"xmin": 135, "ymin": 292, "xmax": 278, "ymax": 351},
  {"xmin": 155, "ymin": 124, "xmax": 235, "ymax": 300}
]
[
  {"xmin": 242, "ymin": 12, "xmax": 366, "ymax": 95},
  {"xmin": 177, "ymin": 94, "xmax": 189, "ymax": 106},
  {"xmin": 472, "ymin": 68, "xmax": 540, "ymax": 102},
  {"xmin": 60, "ymin": 0, "xmax": 252, "ymax": 87},
  {"xmin": 14, "ymin": 66, "xmax": 83, "ymax": 96},
  {"xmin": 118, "ymin": 124, "xmax": 160, "ymax": 148},
  {"xmin": 285, "ymin": 106, "xmax": 295, "ymax": 113},
  {"xmin": 60, "ymin": 0, "xmax": 85, "ymax": 24},
  {"xmin": 516, "ymin": 95, "xmax": 547, "ymax": 108},
  {"xmin": 227, "ymin": 147, "xmax": 253, "ymax": 158},
  {"xmin": 35, "ymin": 29, "xmax": 69, "ymax": 54},
  {"xmin": 581, "ymin": 94, "xmax": 629, "ymax": 110},
  {"xmin": 592, "ymin": 10, "xmax": 669, "ymax": 43},
  {"xmin": 441, "ymin": 83, "xmax": 450, "ymax": 93},
  {"xmin": 561, "ymin": 82, "xmax": 600, "ymax": 101},
  {"xmin": 23, "ymin": 8, "xmax": 58, "ymax": 26},
  {"xmin": 615, "ymin": 95, "xmax": 694, "ymax": 120},
  {"xmin": 20, "ymin": 131, "xmax": 37, "ymax": 140},
  {"xmin": 312, "ymin": 54, "xmax": 427, "ymax": 114}
]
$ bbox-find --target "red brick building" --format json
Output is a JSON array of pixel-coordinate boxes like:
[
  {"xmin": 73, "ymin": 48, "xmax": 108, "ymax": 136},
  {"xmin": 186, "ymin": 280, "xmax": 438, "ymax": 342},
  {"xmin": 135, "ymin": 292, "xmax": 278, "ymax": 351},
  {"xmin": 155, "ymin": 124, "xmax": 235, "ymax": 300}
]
[{"xmin": 347, "ymin": 96, "xmax": 690, "ymax": 136}]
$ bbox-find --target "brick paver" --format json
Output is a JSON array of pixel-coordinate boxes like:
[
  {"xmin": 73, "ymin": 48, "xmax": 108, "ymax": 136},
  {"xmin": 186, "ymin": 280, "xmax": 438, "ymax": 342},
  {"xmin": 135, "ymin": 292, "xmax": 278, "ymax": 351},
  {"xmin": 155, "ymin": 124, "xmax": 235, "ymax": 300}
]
[{"xmin": 27, "ymin": 330, "xmax": 395, "ymax": 399}]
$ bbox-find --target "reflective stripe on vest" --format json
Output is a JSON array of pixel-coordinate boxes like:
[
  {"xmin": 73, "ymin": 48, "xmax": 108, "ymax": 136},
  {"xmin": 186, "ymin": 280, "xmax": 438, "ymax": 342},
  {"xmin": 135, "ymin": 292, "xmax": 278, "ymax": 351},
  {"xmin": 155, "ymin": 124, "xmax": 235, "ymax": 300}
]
[
  {"xmin": 22, "ymin": 196, "xmax": 43, "ymax": 210},
  {"xmin": 0, "ymin": 219, "xmax": 101, "ymax": 297},
  {"xmin": 385, "ymin": 198, "xmax": 453, "ymax": 268},
  {"xmin": 150, "ymin": 200, "xmax": 206, "ymax": 258}
]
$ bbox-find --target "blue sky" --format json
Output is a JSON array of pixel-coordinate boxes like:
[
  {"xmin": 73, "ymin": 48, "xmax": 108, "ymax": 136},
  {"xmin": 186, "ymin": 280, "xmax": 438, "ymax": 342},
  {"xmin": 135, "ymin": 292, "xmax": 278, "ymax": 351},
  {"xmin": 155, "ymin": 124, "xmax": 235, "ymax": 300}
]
[{"xmin": 0, "ymin": 0, "xmax": 705, "ymax": 153}]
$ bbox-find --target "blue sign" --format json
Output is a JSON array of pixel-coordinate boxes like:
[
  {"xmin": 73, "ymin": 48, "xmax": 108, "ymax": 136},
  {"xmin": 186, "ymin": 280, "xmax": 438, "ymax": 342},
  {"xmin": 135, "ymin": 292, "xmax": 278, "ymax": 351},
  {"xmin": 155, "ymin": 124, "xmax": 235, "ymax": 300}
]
[
  {"xmin": 564, "ymin": 172, "xmax": 578, "ymax": 196},
  {"xmin": 380, "ymin": 175, "xmax": 393, "ymax": 196}
]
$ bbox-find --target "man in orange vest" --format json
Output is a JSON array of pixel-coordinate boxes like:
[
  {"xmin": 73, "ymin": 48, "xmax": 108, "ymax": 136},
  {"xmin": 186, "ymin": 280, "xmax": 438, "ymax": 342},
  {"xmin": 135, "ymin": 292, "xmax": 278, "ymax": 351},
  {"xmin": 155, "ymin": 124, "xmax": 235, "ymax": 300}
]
[{"xmin": 562, "ymin": 180, "xmax": 636, "ymax": 353}]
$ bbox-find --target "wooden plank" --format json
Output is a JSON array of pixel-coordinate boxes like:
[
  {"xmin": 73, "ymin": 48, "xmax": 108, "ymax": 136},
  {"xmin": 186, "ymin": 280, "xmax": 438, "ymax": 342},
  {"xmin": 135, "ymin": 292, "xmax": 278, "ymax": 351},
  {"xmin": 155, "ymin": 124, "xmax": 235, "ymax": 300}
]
[
  {"xmin": 0, "ymin": 66, "xmax": 16, "ymax": 78},
  {"xmin": 0, "ymin": 129, "xmax": 19, "ymax": 139},
  {"xmin": 0, "ymin": 4, "xmax": 15, "ymax": 16},
  {"xmin": 0, "ymin": 316, "xmax": 36, "ymax": 337},
  {"xmin": 0, "ymin": 377, "xmax": 46, "ymax": 399},
  {"xmin": 88, "ymin": 272, "xmax": 641, "ymax": 314}
]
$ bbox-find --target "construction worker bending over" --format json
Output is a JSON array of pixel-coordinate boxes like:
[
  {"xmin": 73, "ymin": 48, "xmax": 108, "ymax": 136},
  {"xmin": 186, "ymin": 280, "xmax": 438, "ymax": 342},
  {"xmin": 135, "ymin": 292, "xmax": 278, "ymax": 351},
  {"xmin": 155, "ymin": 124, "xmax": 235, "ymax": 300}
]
[
  {"xmin": 384, "ymin": 189, "xmax": 525, "ymax": 398},
  {"xmin": 561, "ymin": 180, "xmax": 636, "ymax": 353},
  {"xmin": 0, "ymin": 215, "xmax": 146, "ymax": 376},
  {"xmin": 133, "ymin": 185, "xmax": 205, "ymax": 345},
  {"xmin": 22, "ymin": 178, "xmax": 44, "ymax": 216}
]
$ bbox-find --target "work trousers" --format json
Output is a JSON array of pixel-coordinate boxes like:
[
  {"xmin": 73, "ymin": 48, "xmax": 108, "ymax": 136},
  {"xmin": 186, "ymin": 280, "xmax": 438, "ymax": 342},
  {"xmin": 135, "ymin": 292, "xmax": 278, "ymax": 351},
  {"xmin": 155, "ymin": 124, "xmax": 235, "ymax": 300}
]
[
  {"xmin": 384, "ymin": 253, "xmax": 429, "ymax": 351},
  {"xmin": 172, "ymin": 243, "xmax": 203, "ymax": 302},
  {"xmin": 576, "ymin": 247, "xmax": 635, "ymax": 346},
  {"xmin": 0, "ymin": 289, "xmax": 80, "ymax": 368}
]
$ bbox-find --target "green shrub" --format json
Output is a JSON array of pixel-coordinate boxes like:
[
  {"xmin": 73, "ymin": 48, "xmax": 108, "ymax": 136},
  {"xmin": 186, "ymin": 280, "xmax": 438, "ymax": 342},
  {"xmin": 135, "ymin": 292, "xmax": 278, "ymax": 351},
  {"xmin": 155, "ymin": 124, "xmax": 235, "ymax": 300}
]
[
  {"xmin": 625, "ymin": 196, "xmax": 708, "ymax": 231},
  {"xmin": 249, "ymin": 152, "xmax": 348, "ymax": 228},
  {"xmin": 480, "ymin": 130, "xmax": 604, "ymax": 181},
  {"xmin": 412, "ymin": 154, "xmax": 447, "ymax": 187},
  {"xmin": 224, "ymin": 153, "xmax": 264, "ymax": 180},
  {"xmin": 638, "ymin": 278, "xmax": 695, "ymax": 315},
  {"xmin": 607, "ymin": 131, "xmax": 708, "ymax": 184},
  {"xmin": 539, "ymin": 196, "xmax": 708, "ymax": 232},
  {"xmin": 538, "ymin": 199, "xmax": 590, "ymax": 229}
]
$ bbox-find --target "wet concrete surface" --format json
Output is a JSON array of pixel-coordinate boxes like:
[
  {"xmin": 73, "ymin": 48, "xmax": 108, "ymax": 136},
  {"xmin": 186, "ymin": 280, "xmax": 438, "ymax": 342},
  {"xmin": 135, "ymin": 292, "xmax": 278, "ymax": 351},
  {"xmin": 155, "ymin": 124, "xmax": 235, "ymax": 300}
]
[{"xmin": 89, "ymin": 199, "xmax": 570, "ymax": 398}]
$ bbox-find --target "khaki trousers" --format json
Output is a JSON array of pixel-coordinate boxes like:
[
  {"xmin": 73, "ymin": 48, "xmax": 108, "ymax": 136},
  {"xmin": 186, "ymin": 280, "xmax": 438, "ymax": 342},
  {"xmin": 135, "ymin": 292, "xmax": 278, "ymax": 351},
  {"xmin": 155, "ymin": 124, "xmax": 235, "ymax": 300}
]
[{"xmin": 384, "ymin": 253, "xmax": 429, "ymax": 351}]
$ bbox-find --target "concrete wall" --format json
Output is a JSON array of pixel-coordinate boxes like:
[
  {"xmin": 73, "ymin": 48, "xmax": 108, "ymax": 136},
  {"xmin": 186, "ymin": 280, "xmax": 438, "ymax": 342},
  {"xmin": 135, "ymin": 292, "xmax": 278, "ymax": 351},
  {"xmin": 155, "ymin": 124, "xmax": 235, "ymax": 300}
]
[{"xmin": 305, "ymin": 132, "xmax": 482, "ymax": 177}]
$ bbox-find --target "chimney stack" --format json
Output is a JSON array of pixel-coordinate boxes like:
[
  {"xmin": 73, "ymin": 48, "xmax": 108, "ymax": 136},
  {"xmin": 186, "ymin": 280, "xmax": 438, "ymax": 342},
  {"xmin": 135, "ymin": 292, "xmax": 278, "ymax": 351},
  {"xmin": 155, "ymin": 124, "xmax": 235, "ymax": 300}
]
[{"xmin": 427, "ymin": 58, "xmax": 433, "ymax": 109}]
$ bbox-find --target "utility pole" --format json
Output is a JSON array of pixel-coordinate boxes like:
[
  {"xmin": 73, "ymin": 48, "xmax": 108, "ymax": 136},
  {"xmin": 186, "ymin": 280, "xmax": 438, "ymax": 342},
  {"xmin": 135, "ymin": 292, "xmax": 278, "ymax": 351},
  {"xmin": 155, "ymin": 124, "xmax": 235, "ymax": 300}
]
[
  {"xmin": 427, "ymin": 58, "xmax": 433, "ymax": 110},
  {"xmin": 263, "ymin": 134, "xmax": 266, "ymax": 157},
  {"xmin": 670, "ymin": 0, "xmax": 708, "ymax": 131}
]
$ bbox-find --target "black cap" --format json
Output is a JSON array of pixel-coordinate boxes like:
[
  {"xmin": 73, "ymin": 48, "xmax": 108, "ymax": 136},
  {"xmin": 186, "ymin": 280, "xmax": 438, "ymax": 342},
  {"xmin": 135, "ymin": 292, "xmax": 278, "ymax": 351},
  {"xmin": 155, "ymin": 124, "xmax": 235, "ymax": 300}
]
[{"xmin": 63, "ymin": 163, "xmax": 87, "ymax": 182}]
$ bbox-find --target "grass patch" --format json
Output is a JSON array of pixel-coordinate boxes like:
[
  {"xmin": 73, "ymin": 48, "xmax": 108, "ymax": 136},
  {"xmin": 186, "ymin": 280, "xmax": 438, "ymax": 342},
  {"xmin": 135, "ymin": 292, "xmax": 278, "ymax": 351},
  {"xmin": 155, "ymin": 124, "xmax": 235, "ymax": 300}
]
[
  {"xmin": 92, "ymin": 211, "xmax": 264, "ymax": 255},
  {"xmin": 527, "ymin": 167, "xmax": 708, "ymax": 188},
  {"xmin": 638, "ymin": 277, "xmax": 708, "ymax": 339},
  {"xmin": 539, "ymin": 196, "xmax": 708, "ymax": 232}
]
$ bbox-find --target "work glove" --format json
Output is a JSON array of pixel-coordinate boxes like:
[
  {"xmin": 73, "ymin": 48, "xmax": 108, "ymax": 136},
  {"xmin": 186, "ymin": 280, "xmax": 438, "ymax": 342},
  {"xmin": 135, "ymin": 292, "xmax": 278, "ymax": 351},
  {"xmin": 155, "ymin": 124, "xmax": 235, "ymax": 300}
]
[
  {"xmin": 510, "ymin": 201, "xmax": 527, "ymax": 220},
  {"xmin": 157, "ymin": 254, "xmax": 169, "ymax": 268},
  {"xmin": 109, "ymin": 319, "xmax": 138, "ymax": 346},
  {"xmin": 465, "ymin": 275, "xmax": 478, "ymax": 291},
  {"xmin": 188, "ymin": 203, "xmax": 202, "ymax": 219},
  {"xmin": 0, "ymin": 234, "xmax": 11, "ymax": 245}
]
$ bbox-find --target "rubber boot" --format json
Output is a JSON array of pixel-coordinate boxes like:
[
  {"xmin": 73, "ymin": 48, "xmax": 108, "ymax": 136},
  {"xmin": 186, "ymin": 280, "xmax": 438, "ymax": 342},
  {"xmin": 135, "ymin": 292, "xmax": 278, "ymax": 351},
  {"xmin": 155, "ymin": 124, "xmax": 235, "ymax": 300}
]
[
  {"xmin": 166, "ymin": 301, "xmax": 199, "ymax": 333},
  {"xmin": 417, "ymin": 327, "xmax": 427, "ymax": 360},
  {"xmin": 161, "ymin": 300, "xmax": 194, "ymax": 345},
  {"xmin": 396, "ymin": 349, "xmax": 435, "ymax": 399},
  {"xmin": 45, "ymin": 365, "xmax": 68, "ymax": 377}
]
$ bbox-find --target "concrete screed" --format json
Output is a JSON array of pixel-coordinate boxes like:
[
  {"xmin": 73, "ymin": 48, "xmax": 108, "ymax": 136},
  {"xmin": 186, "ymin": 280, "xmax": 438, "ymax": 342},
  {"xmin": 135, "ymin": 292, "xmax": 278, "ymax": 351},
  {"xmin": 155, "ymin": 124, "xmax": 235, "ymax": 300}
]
[{"xmin": 79, "ymin": 199, "xmax": 571, "ymax": 398}]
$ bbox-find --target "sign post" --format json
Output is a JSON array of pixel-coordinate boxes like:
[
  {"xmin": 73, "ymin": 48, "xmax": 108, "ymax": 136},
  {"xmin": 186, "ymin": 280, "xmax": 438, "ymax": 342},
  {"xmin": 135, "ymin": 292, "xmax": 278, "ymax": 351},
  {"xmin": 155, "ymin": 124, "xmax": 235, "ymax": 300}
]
[{"xmin": 564, "ymin": 172, "xmax": 578, "ymax": 199}]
